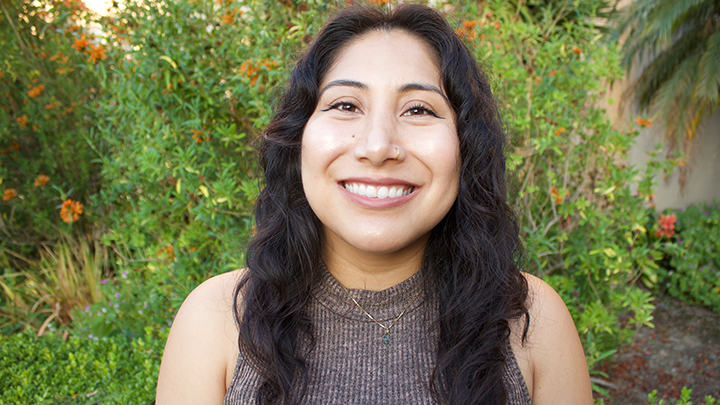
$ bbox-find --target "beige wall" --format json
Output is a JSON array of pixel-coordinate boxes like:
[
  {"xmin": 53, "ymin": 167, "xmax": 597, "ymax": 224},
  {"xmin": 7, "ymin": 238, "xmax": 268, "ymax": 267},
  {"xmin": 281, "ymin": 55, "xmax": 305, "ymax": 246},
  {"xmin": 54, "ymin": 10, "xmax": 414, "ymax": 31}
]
[
  {"xmin": 604, "ymin": 77, "xmax": 720, "ymax": 210},
  {"xmin": 628, "ymin": 111, "xmax": 720, "ymax": 210}
]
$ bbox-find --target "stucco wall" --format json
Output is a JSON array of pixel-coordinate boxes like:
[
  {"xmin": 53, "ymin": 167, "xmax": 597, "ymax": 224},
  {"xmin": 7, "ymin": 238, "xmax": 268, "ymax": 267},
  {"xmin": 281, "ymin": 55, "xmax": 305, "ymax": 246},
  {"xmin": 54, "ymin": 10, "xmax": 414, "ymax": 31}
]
[{"xmin": 628, "ymin": 111, "xmax": 720, "ymax": 210}]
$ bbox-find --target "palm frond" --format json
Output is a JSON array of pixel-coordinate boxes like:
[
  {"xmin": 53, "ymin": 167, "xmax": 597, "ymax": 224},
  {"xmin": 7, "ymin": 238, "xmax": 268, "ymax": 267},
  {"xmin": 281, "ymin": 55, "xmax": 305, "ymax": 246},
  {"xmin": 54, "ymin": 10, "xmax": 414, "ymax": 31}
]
[
  {"xmin": 693, "ymin": 29, "xmax": 720, "ymax": 106},
  {"xmin": 644, "ymin": 0, "xmax": 711, "ymax": 47},
  {"xmin": 626, "ymin": 24, "xmax": 704, "ymax": 111},
  {"xmin": 655, "ymin": 52, "xmax": 703, "ymax": 152},
  {"xmin": 622, "ymin": 0, "xmax": 713, "ymax": 72}
]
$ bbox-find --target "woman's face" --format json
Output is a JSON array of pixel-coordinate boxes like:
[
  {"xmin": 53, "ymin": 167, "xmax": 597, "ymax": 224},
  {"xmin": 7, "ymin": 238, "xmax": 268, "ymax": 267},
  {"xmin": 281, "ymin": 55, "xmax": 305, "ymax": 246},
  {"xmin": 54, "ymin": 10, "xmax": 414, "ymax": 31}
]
[{"xmin": 301, "ymin": 29, "xmax": 460, "ymax": 258}]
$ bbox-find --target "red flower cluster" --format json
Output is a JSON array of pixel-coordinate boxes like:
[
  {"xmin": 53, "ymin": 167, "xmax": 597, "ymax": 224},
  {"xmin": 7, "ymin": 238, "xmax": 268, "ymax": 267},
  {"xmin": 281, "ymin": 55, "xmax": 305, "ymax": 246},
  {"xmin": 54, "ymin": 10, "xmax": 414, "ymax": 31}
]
[{"xmin": 655, "ymin": 213, "xmax": 676, "ymax": 238}]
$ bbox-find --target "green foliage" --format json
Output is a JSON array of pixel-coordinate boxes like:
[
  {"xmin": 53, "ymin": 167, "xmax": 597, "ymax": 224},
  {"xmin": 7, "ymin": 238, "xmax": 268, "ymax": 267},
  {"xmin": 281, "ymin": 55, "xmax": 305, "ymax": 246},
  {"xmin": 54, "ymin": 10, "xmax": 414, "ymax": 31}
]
[
  {"xmin": 612, "ymin": 0, "xmax": 720, "ymax": 178},
  {"xmin": 455, "ymin": 0, "xmax": 660, "ymax": 369},
  {"xmin": 0, "ymin": 327, "xmax": 165, "ymax": 404},
  {"xmin": 658, "ymin": 201, "xmax": 720, "ymax": 312},
  {"xmin": 595, "ymin": 387, "xmax": 719, "ymax": 405},
  {"xmin": 0, "ymin": 0, "xmax": 105, "ymax": 262},
  {"xmin": 87, "ymin": 0, "xmax": 335, "ymax": 336},
  {"xmin": 0, "ymin": 230, "xmax": 108, "ymax": 335}
]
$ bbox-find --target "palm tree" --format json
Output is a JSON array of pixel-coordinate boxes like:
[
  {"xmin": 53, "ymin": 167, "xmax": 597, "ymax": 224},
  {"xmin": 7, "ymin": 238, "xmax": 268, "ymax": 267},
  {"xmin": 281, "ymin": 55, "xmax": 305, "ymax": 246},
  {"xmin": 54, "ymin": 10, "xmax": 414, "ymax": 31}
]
[{"xmin": 613, "ymin": 0, "xmax": 720, "ymax": 186}]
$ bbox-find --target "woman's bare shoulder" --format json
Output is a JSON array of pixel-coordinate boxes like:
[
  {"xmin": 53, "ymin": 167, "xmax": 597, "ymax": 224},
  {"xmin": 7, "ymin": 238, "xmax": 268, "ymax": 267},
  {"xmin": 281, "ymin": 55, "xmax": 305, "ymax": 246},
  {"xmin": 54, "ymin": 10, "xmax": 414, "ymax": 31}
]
[
  {"xmin": 510, "ymin": 272, "xmax": 593, "ymax": 405},
  {"xmin": 156, "ymin": 269, "xmax": 246, "ymax": 405}
]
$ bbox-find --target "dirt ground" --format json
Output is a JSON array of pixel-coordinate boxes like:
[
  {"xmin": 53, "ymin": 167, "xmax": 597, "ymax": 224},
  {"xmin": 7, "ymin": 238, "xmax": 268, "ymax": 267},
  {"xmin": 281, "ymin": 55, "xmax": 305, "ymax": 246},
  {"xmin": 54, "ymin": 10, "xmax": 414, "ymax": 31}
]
[{"xmin": 594, "ymin": 293, "xmax": 720, "ymax": 404}]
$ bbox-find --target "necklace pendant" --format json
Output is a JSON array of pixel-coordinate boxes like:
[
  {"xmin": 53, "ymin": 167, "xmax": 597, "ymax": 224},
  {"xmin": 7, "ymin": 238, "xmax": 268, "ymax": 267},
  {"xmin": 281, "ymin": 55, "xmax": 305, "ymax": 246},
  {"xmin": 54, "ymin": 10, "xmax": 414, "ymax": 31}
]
[{"xmin": 383, "ymin": 330, "xmax": 390, "ymax": 344}]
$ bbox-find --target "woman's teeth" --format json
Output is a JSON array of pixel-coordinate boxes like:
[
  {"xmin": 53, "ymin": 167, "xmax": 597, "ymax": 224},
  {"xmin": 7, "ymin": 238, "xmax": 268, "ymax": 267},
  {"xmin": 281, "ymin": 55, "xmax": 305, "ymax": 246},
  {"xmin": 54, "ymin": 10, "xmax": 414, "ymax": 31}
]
[{"xmin": 343, "ymin": 182, "xmax": 413, "ymax": 199}]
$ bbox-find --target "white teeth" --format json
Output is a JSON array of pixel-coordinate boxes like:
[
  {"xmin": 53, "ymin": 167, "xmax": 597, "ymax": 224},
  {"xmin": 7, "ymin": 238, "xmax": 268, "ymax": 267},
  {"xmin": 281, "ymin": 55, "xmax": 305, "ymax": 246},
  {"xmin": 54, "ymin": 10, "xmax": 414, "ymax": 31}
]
[
  {"xmin": 377, "ymin": 186, "xmax": 389, "ymax": 199},
  {"xmin": 344, "ymin": 182, "xmax": 413, "ymax": 198}
]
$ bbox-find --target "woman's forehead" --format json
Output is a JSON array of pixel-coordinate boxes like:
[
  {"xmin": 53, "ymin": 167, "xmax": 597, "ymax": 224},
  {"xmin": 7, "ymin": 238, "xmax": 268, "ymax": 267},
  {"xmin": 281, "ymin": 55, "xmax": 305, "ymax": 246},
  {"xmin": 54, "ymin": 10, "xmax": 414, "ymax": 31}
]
[{"xmin": 321, "ymin": 29, "xmax": 442, "ymax": 91}]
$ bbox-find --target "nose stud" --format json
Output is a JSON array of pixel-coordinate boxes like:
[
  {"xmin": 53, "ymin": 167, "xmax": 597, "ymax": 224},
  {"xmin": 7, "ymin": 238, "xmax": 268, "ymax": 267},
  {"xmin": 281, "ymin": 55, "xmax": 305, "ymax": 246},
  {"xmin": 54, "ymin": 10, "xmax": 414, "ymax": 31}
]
[{"xmin": 394, "ymin": 147, "xmax": 400, "ymax": 160}]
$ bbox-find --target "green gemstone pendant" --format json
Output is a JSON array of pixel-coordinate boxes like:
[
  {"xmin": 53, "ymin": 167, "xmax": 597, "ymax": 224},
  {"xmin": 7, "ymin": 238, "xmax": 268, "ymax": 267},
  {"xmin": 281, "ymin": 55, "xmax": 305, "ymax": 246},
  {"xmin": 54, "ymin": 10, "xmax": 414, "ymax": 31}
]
[{"xmin": 383, "ymin": 330, "xmax": 390, "ymax": 344}]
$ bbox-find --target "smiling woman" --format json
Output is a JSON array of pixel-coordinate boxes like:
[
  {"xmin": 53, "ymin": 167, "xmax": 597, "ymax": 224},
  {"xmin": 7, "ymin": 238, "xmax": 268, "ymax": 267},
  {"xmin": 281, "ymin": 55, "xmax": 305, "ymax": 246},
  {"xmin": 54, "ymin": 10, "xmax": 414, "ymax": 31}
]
[{"xmin": 156, "ymin": 4, "xmax": 592, "ymax": 405}]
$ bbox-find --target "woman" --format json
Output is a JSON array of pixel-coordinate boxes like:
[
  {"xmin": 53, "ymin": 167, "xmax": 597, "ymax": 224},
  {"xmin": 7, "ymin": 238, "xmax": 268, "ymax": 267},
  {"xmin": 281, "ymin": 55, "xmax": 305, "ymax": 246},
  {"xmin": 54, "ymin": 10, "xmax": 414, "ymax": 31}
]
[{"xmin": 156, "ymin": 4, "xmax": 592, "ymax": 405}]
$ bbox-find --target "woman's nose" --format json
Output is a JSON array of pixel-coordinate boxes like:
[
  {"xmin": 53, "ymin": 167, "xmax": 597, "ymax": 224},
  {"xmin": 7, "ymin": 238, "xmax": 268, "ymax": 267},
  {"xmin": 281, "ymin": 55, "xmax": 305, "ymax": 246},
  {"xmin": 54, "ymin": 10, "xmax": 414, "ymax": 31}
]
[{"xmin": 353, "ymin": 110, "xmax": 402, "ymax": 166}]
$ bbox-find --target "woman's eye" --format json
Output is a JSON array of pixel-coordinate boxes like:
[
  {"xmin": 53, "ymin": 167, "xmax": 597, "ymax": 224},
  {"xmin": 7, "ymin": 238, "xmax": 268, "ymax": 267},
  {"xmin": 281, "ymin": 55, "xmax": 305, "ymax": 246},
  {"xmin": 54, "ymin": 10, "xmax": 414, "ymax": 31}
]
[
  {"xmin": 323, "ymin": 102, "xmax": 359, "ymax": 113},
  {"xmin": 402, "ymin": 105, "xmax": 439, "ymax": 117}
]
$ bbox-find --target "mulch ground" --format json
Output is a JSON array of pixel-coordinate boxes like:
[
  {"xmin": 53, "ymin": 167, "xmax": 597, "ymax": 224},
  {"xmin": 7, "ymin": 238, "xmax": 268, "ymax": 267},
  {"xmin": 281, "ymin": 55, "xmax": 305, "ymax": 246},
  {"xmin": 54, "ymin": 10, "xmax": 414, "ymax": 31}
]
[{"xmin": 594, "ymin": 294, "xmax": 720, "ymax": 404}]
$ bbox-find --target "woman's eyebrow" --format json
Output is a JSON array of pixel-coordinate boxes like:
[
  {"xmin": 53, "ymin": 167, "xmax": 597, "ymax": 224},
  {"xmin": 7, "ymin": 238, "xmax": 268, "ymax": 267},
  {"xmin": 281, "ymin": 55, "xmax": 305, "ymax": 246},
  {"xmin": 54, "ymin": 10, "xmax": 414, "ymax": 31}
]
[
  {"xmin": 319, "ymin": 79, "xmax": 367, "ymax": 95},
  {"xmin": 399, "ymin": 83, "xmax": 449, "ymax": 104}
]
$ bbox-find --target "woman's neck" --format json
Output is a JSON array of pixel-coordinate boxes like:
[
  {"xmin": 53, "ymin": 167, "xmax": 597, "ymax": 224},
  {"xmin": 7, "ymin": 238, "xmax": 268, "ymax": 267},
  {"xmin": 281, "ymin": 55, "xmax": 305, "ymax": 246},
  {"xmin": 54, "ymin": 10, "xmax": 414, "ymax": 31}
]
[{"xmin": 322, "ymin": 233, "xmax": 428, "ymax": 291}]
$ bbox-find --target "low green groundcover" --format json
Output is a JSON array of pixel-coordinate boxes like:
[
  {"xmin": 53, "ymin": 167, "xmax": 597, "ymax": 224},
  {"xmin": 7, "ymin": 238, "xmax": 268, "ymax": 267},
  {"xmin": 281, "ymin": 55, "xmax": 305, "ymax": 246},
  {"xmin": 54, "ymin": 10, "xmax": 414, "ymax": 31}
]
[{"xmin": 0, "ymin": 329, "xmax": 164, "ymax": 404}]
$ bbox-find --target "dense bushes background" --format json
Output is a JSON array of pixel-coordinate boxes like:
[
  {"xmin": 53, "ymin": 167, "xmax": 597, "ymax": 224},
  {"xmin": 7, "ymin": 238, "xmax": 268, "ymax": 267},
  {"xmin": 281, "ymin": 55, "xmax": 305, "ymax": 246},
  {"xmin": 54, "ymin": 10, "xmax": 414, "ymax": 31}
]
[{"xmin": 1, "ymin": 0, "xmax": 717, "ymax": 403}]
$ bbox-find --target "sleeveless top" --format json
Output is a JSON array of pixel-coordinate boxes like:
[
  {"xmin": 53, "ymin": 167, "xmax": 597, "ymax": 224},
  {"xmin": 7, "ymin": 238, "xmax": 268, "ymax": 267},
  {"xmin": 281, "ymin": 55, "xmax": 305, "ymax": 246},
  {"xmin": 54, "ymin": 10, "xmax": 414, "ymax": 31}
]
[{"xmin": 224, "ymin": 269, "xmax": 533, "ymax": 404}]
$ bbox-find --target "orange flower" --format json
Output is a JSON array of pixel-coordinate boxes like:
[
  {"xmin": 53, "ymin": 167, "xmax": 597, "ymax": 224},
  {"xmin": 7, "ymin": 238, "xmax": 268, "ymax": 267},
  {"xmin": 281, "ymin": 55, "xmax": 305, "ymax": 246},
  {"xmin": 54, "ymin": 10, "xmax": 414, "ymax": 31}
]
[
  {"xmin": 34, "ymin": 174, "xmax": 50, "ymax": 187},
  {"xmin": 462, "ymin": 20, "xmax": 477, "ymax": 29},
  {"xmin": 2, "ymin": 189, "xmax": 17, "ymax": 201},
  {"xmin": 16, "ymin": 115, "xmax": 28, "ymax": 129},
  {"xmin": 368, "ymin": 0, "xmax": 392, "ymax": 4},
  {"xmin": 551, "ymin": 187, "xmax": 569, "ymax": 203},
  {"xmin": 59, "ymin": 199, "xmax": 83, "ymax": 223},
  {"xmin": 27, "ymin": 84, "xmax": 45, "ymax": 98},
  {"xmin": 238, "ymin": 60, "xmax": 261, "ymax": 86},
  {"xmin": 72, "ymin": 34, "xmax": 89, "ymax": 51},
  {"xmin": 635, "ymin": 116, "xmax": 653, "ymax": 127},
  {"xmin": 87, "ymin": 44, "xmax": 107, "ymax": 64},
  {"xmin": 157, "ymin": 246, "xmax": 176, "ymax": 259},
  {"xmin": 191, "ymin": 129, "xmax": 206, "ymax": 143},
  {"xmin": 572, "ymin": 47, "xmax": 582, "ymax": 54},
  {"xmin": 549, "ymin": 70, "xmax": 556, "ymax": 76},
  {"xmin": 554, "ymin": 127, "xmax": 566, "ymax": 135},
  {"xmin": 221, "ymin": 11, "xmax": 235, "ymax": 25}
]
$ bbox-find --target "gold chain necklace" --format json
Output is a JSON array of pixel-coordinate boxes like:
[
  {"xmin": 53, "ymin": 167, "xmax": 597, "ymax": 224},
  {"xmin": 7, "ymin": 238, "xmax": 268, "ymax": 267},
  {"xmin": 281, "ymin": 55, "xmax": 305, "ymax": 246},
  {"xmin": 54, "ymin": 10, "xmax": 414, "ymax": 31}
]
[{"xmin": 341, "ymin": 283, "xmax": 425, "ymax": 345}]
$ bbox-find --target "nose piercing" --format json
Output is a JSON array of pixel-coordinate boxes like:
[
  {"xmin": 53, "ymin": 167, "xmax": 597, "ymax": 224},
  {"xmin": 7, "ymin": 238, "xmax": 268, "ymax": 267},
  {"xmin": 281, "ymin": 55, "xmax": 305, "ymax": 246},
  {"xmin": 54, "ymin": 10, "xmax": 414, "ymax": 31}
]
[{"xmin": 394, "ymin": 147, "xmax": 400, "ymax": 160}]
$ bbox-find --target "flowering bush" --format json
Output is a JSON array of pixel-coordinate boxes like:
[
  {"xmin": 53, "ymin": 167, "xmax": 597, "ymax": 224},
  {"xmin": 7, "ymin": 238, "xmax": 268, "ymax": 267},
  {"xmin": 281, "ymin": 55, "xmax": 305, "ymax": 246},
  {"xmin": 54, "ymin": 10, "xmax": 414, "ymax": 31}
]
[
  {"xmin": 658, "ymin": 202, "xmax": 720, "ymax": 312},
  {"xmin": 455, "ymin": 0, "xmax": 663, "ymax": 372},
  {"xmin": 80, "ymin": 0, "xmax": 333, "ymax": 337},
  {"xmin": 0, "ymin": 0, "xmax": 106, "ymax": 265}
]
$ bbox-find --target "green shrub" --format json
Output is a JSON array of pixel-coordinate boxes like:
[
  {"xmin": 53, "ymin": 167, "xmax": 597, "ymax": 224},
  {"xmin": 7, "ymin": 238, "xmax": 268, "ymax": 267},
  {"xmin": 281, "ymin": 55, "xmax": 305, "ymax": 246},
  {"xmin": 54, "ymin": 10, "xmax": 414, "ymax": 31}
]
[
  {"xmin": 0, "ymin": 327, "xmax": 166, "ymax": 404},
  {"xmin": 455, "ymin": 0, "xmax": 661, "ymax": 373},
  {"xmin": 595, "ymin": 387, "xmax": 719, "ymax": 405},
  {"xmin": 658, "ymin": 201, "xmax": 720, "ymax": 312},
  {"xmin": 0, "ymin": 0, "xmax": 105, "ymax": 263},
  {"xmin": 82, "ymin": 0, "xmax": 335, "ymax": 337}
]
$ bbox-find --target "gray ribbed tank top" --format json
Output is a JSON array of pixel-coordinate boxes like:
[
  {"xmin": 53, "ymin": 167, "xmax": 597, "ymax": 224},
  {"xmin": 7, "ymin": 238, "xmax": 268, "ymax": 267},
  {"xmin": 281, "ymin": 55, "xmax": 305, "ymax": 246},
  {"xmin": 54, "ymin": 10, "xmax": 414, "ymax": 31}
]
[{"xmin": 224, "ymin": 269, "xmax": 532, "ymax": 404}]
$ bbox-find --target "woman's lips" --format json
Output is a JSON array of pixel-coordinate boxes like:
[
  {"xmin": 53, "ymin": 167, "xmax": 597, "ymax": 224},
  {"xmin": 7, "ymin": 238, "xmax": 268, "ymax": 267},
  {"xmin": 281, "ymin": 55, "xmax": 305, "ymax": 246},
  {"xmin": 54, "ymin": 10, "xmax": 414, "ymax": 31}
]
[
  {"xmin": 342, "ymin": 181, "xmax": 414, "ymax": 199},
  {"xmin": 338, "ymin": 179, "xmax": 418, "ymax": 208}
]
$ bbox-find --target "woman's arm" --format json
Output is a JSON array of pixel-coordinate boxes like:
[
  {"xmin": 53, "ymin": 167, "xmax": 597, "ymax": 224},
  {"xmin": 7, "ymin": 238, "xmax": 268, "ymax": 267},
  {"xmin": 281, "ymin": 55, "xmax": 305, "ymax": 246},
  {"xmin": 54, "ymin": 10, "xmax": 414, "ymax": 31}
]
[
  {"xmin": 156, "ymin": 271, "xmax": 242, "ymax": 405},
  {"xmin": 514, "ymin": 273, "xmax": 593, "ymax": 405}
]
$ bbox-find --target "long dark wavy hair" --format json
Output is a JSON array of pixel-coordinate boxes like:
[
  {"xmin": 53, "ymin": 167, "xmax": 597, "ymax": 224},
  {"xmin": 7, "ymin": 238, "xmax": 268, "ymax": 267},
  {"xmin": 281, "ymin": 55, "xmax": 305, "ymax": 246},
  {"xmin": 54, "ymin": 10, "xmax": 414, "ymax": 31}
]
[{"xmin": 235, "ymin": 4, "xmax": 529, "ymax": 404}]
